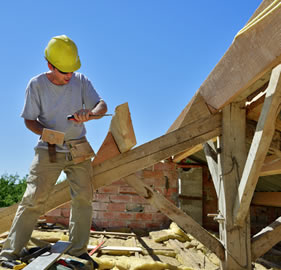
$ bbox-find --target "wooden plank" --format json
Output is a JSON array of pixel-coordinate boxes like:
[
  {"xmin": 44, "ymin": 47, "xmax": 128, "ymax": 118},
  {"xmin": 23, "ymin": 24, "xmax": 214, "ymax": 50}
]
[
  {"xmin": 251, "ymin": 216, "xmax": 281, "ymax": 261},
  {"xmin": 234, "ymin": 64, "xmax": 281, "ymax": 227},
  {"xmin": 260, "ymin": 155, "xmax": 281, "ymax": 176},
  {"xmin": 87, "ymin": 245, "xmax": 142, "ymax": 252},
  {"xmin": 247, "ymin": 0, "xmax": 277, "ymax": 23},
  {"xmin": 92, "ymin": 112, "xmax": 221, "ymax": 190},
  {"xmin": 172, "ymin": 144, "xmax": 204, "ymax": 163},
  {"xmin": 199, "ymin": 2, "xmax": 281, "ymax": 110},
  {"xmin": 252, "ymin": 192, "xmax": 281, "ymax": 207},
  {"xmin": 218, "ymin": 102, "xmax": 251, "ymax": 269},
  {"xmin": 246, "ymin": 92, "xmax": 281, "ymax": 132},
  {"xmin": 109, "ymin": 102, "xmax": 136, "ymax": 152},
  {"xmin": 124, "ymin": 174, "xmax": 225, "ymax": 260},
  {"xmin": 23, "ymin": 241, "xmax": 71, "ymax": 270},
  {"xmin": 246, "ymin": 120, "xmax": 281, "ymax": 152},
  {"xmin": 92, "ymin": 131, "xmax": 120, "ymax": 166},
  {"xmin": 203, "ymin": 140, "xmax": 219, "ymax": 197},
  {"xmin": 90, "ymin": 231, "xmax": 136, "ymax": 237}
]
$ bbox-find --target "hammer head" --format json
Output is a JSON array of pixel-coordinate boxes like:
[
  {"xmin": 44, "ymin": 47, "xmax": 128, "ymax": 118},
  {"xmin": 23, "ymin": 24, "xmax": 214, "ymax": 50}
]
[{"xmin": 41, "ymin": 128, "xmax": 65, "ymax": 145}]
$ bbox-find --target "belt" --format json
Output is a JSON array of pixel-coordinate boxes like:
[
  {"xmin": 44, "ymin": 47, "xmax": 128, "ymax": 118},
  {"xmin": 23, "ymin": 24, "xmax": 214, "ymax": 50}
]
[{"xmin": 47, "ymin": 137, "xmax": 89, "ymax": 163}]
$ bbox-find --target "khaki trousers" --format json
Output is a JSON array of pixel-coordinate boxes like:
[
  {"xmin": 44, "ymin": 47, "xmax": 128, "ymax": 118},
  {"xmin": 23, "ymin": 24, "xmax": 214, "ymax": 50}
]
[{"xmin": 0, "ymin": 148, "xmax": 94, "ymax": 260}]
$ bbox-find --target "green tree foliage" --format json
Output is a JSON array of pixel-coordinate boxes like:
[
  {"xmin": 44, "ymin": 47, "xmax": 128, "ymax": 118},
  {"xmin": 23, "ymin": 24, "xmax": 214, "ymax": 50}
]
[{"xmin": 0, "ymin": 174, "xmax": 27, "ymax": 207}]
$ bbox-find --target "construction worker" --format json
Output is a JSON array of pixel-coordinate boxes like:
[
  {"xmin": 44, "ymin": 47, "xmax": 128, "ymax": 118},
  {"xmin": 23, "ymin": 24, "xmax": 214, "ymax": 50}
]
[{"xmin": 0, "ymin": 35, "xmax": 106, "ymax": 268}]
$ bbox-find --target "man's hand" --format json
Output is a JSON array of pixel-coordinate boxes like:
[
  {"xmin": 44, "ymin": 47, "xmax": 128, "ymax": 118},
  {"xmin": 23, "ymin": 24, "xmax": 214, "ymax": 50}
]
[
  {"xmin": 71, "ymin": 109, "xmax": 92, "ymax": 123},
  {"xmin": 69, "ymin": 100, "xmax": 108, "ymax": 123}
]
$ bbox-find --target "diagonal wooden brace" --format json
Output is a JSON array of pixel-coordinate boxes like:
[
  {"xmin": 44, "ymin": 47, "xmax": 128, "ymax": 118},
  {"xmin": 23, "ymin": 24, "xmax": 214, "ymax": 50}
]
[{"xmin": 234, "ymin": 64, "xmax": 281, "ymax": 227}]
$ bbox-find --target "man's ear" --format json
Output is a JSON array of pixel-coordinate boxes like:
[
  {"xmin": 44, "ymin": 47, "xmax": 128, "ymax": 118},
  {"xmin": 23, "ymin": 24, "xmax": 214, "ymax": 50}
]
[{"xmin": 47, "ymin": 62, "xmax": 54, "ymax": 71}]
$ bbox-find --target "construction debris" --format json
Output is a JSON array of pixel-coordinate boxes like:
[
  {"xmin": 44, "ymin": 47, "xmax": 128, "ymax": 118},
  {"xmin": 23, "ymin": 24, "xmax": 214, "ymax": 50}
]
[{"xmin": 0, "ymin": 222, "xmax": 280, "ymax": 269}]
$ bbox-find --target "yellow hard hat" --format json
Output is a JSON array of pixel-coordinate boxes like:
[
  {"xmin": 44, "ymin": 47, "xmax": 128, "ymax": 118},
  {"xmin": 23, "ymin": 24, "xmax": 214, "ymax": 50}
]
[{"xmin": 44, "ymin": 35, "xmax": 81, "ymax": 72}]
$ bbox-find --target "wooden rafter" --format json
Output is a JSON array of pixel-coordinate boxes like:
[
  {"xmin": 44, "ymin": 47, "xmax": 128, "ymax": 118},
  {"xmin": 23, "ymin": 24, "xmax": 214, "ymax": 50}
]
[
  {"xmin": 199, "ymin": 2, "xmax": 281, "ymax": 110},
  {"xmin": 252, "ymin": 192, "xmax": 281, "ymax": 207},
  {"xmin": 251, "ymin": 216, "xmax": 281, "ymax": 261}
]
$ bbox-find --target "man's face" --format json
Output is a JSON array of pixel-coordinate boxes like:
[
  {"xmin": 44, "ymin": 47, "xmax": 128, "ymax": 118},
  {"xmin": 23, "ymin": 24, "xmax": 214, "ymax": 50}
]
[
  {"xmin": 52, "ymin": 68, "xmax": 73, "ymax": 85},
  {"xmin": 47, "ymin": 62, "xmax": 74, "ymax": 85}
]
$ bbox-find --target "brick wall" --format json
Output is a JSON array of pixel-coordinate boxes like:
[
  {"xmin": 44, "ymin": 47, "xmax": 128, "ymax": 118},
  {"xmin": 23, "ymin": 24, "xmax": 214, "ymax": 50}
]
[{"xmin": 43, "ymin": 161, "xmax": 178, "ymax": 231}]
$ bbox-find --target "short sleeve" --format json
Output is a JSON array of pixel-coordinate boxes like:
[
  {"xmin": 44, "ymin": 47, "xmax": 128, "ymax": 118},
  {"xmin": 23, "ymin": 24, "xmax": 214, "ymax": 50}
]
[{"xmin": 21, "ymin": 80, "xmax": 41, "ymax": 120}]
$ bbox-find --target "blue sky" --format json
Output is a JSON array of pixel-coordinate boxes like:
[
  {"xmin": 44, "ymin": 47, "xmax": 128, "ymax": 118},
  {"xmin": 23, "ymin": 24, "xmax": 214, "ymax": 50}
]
[{"xmin": 0, "ymin": 0, "xmax": 261, "ymax": 177}]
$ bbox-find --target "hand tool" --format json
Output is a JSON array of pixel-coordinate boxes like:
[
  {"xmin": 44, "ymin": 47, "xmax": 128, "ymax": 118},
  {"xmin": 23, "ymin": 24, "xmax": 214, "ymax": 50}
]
[
  {"xmin": 67, "ymin": 114, "xmax": 112, "ymax": 120},
  {"xmin": 1, "ymin": 260, "xmax": 26, "ymax": 270},
  {"xmin": 57, "ymin": 258, "xmax": 84, "ymax": 269},
  {"xmin": 88, "ymin": 240, "xmax": 105, "ymax": 256},
  {"xmin": 20, "ymin": 245, "xmax": 52, "ymax": 263}
]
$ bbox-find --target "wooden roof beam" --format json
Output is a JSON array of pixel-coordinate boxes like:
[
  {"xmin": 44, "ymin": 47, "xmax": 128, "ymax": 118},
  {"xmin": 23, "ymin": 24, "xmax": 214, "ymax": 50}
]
[{"xmin": 199, "ymin": 2, "xmax": 281, "ymax": 110}]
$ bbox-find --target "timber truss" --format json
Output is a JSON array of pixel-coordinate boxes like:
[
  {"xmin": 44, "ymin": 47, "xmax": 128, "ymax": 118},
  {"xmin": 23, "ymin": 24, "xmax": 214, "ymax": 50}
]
[{"xmin": 1, "ymin": 1, "xmax": 281, "ymax": 269}]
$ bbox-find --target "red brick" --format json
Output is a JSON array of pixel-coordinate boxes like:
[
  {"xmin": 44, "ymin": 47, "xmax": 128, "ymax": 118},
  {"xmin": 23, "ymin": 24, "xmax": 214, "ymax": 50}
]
[
  {"xmin": 154, "ymin": 162, "xmax": 176, "ymax": 171},
  {"xmin": 128, "ymin": 222, "xmax": 146, "ymax": 229},
  {"xmin": 143, "ymin": 204, "xmax": 159, "ymax": 213},
  {"xmin": 101, "ymin": 211, "xmax": 116, "ymax": 220},
  {"xmin": 108, "ymin": 219, "xmax": 127, "ymax": 228},
  {"xmin": 97, "ymin": 186, "xmax": 119, "ymax": 194},
  {"xmin": 145, "ymin": 222, "xmax": 168, "ymax": 229},
  {"xmin": 116, "ymin": 212, "xmax": 135, "ymax": 220},
  {"xmin": 143, "ymin": 170, "xmax": 163, "ymax": 179},
  {"xmin": 152, "ymin": 213, "xmax": 170, "ymax": 222},
  {"xmin": 119, "ymin": 186, "xmax": 137, "ymax": 195},
  {"xmin": 46, "ymin": 208, "xmax": 61, "ymax": 217},
  {"xmin": 95, "ymin": 220, "xmax": 110, "ymax": 229},
  {"xmin": 110, "ymin": 179, "xmax": 126, "ymax": 186},
  {"xmin": 61, "ymin": 208, "xmax": 70, "ymax": 218},
  {"xmin": 56, "ymin": 217, "xmax": 69, "ymax": 227},
  {"xmin": 107, "ymin": 203, "xmax": 126, "ymax": 212},
  {"xmin": 130, "ymin": 196, "xmax": 147, "ymax": 204},
  {"xmin": 92, "ymin": 202, "xmax": 108, "ymax": 211},
  {"xmin": 163, "ymin": 188, "xmax": 178, "ymax": 196},
  {"xmin": 154, "ymin": 177, "xmax": 165, "ymax": 187},
  {"xmin": 43, "ymin": 216, "xmax": 57, "ymax": 224},
  {"xmin": 135, "ymin": 213, "xmax": 153, "ymax": 221},
  {"xmin": 109, "ymin": 194, "xmax": 132, "ymax": 203},
  {"xmin": 94, "ymin": 193, "xmax": 110, "ymax": 202}
]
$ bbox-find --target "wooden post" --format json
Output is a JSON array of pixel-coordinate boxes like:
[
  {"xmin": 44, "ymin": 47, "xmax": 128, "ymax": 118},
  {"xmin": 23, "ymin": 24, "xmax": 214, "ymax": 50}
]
[{"xmin": 218, "ymin": 102, "xmax": 251, "ymax": 269}]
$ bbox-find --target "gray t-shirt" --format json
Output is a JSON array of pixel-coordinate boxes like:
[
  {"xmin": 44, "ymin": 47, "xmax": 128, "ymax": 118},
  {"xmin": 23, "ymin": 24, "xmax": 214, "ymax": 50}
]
[{"xmin": 21, "ymin": 72, "xmax": 101, "ymax": 152}]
